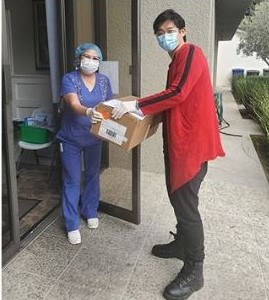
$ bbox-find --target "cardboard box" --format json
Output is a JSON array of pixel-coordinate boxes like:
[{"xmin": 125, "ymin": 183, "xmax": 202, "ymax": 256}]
[{"xmin": 90, "ymin": 96, "xmax": 160, "ymax": 150}]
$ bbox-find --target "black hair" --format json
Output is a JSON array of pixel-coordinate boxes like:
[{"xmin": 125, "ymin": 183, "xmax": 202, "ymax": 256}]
[{"xmin": 153, "ymin": 9, "xmax": 187, "ymax": 42}]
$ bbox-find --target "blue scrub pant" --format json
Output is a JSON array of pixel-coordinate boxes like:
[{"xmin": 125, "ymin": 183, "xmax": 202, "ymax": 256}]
[{"xmin": 60, "ymin": 141, "xmax": 102, "ymax": 232}]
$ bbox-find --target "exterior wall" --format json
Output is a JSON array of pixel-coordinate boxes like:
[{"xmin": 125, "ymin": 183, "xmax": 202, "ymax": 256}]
[
  {"xmin": 216, "ymin": 33, "xmax": 268, "ymax": 88},
  {"xmin": 140, "ymin": 0, "xmax": 216, "ymax": 174},
  {"xmin": 207, "ymin": 0, "xmax": 216, "ymax": 77}
]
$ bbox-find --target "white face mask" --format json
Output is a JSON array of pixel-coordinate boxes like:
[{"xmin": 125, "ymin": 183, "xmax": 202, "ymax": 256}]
[{"xmin": 80, "ymin": 58, "xmax": 100, "ymax": 75}]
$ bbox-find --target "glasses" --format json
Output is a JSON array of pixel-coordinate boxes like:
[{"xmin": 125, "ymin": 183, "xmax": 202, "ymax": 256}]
[
  {"xmin": 156, "ymin": 28, "xmax": 179, "ymax": 37},
  {"xmin": 81, "ymin": 54, "xmax": 100, "ymax": 61}
]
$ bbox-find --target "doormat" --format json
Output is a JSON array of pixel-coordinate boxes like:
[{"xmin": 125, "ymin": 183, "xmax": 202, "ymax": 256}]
[{"xmin": 19, "ymin": 198, "xmax": 41, "ymax": 220}]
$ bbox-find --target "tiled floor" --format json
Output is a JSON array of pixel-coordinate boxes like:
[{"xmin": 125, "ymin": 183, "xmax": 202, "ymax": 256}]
[
  {"xmin": 17, "ymin": 164, "xmax": 61, "ymax": 237},
  {"xmin": 2, "ymin": 91, "xmax": 269, "ymax": 300},
  {"xmin": 2, "ymin": 161, "xmax": 61, "ymax": 243}
]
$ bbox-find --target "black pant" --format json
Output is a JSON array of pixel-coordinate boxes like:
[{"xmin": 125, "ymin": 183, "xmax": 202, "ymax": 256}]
[{"xmin": 168, "ymin": 162, "xmax": 208, "ymax": 262}]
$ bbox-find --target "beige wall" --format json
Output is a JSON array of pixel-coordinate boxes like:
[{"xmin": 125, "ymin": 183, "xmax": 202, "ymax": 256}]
[
  {"xmin": 208, "ymin": 0, "xmax": 216, "ymax": 76},
  {"xmin": 140, "ymin": 0, "xmax": 216, "ymax": 173}
]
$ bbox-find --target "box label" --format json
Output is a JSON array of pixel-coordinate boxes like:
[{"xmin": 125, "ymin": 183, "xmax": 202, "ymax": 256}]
[{"xmin": 98, "ymin": 120, "xmax": 127, "ymax": 145}]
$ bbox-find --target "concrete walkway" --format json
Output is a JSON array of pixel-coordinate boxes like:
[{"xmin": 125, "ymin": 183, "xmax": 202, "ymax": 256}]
[{"xmin": 2, "ymin": 91, "xmax": 269, "ymax": 300}]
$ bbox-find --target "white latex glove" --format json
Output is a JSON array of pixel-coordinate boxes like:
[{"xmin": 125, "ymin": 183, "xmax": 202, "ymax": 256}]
[
  {"xmin": 111, "ymin": 100, "xmax": 138, "ymax": 119},
  {"xmin": 86, "ymin": 107, "xmax": 103, "ymax": 123}
]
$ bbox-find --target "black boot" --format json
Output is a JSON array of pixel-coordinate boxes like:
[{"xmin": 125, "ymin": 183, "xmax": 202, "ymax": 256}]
[
  {"xmin": 152, "ymin": 231, "xmax": 185, "ymax": 260},
  {"xmin": 163, "ymin": 260, "xmax": 204, "ymax": 300}
]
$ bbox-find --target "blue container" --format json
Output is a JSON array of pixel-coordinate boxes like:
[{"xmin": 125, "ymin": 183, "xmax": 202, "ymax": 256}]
[{"xmin": 232, "ymin": 68, "xmax": 244, "ymax": 77}]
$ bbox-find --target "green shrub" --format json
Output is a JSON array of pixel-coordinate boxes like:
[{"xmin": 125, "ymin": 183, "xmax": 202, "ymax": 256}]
[{"xmin": 232, "ymin": 76, "xmax": 269, "ymax": 138}]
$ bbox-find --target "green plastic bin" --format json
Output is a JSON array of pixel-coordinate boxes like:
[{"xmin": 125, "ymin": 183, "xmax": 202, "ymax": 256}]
[{"xmin": 19, "ymin": 125, "xmax": 50, "ymax": 144}]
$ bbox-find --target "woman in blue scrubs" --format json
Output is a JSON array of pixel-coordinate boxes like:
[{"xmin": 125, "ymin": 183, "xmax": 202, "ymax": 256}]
[{"xmin": 57, "ymin": 43, "xmax": 113, "ymax": 244}]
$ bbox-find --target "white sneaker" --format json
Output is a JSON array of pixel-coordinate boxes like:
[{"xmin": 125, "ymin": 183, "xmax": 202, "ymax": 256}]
[
  {"xmin": 87, "ymin": 218, "xmax": 99, "ymax": 229},
  {"xmin": 67, "ymin": 229, "xmax": 81, "ymax": 244}
]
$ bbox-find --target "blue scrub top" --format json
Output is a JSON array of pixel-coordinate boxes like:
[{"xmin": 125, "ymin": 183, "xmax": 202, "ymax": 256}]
[{"xmin": 57, "ymin": 70, "xmax": 113, "ymax": 146}]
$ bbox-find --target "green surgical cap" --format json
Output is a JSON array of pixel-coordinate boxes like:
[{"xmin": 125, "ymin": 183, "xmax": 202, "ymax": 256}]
[{"xmin": 75, "ymin": 43, "xmax": 103, "ymax": 61}]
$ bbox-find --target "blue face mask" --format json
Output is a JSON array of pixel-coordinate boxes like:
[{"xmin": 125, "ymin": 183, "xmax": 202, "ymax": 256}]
[{"xmin": 157, "ymin": 32, "xmax": 179, "ymax": 52}]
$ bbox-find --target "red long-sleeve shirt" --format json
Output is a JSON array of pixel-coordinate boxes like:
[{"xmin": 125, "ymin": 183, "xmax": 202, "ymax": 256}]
[{"xmin": 138, "ymin": 43, "xmax": 225, "ymax": 193}]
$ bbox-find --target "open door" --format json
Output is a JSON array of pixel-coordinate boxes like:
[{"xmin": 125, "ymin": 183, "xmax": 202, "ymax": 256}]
[
  {"xmin": 59, "ymin": 0, "xmax": 141, "ymax": 224},
  {"xmin": 94, "ymin": 0, "xmax": 141, "ymax": 224},
  {"xmin": 96, "ymin": 0, "xmax": 141, "ymax": 224},
  {"xmin": 2, "ymin": 65, "xmax": 20, "ymax": 265},
  {"xmin": 2, "ymin": 0, "xmax": 62, "ymax": 264}
]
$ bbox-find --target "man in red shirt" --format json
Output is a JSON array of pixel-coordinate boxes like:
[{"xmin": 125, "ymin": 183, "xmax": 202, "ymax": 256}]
[{"xmin": 111, "ymin": 9, "xmax": 225, "ymax": 300}]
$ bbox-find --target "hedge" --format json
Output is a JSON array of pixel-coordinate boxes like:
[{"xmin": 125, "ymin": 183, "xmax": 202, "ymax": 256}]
[{"xmin": 232, "ymin": 76, "xmax": 269, "ymax": 138}]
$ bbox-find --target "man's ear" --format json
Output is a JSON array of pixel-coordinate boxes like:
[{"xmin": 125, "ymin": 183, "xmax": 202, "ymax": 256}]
[{"xmin": 180, "ymin": 28, "xmax": 187, "ymax": 36}]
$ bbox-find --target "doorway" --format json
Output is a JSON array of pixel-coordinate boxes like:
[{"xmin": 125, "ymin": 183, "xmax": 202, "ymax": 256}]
[
  {"xmin": 2, "ymin": 0, "xmax": 61, "ymax": 265},
  {"xmin": 2, "ymin": 0, "xmax": 141, "ymax": 265},
  {"xmin": 61, "ymin": 0, "xmax": 141, "ymax": 224}
]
